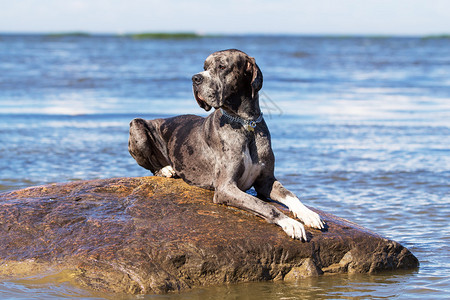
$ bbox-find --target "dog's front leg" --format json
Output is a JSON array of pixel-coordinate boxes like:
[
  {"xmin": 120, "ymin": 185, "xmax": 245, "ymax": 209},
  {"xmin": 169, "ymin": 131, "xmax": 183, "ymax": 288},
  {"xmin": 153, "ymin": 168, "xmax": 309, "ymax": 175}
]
[
  {"xmin": 256, "ymin": 179, "xmax": 325, "ymax": 230},
  {"xmin": 214, "ymin": 184, "xmax": 308, "ymax": 241},
  {"xmin": 272, "ymin": 181, "xmax": 325, "ymax": 230}
]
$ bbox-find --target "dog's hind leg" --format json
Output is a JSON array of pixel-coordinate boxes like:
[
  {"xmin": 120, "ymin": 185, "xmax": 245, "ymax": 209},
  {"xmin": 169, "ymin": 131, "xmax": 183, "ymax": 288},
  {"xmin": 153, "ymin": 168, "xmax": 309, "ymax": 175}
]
[
  {"xmin": 156, "ymin": 165, "xmax": 176, "ymax": 178},
  {"xmin": 128, "ymin": 118, "xmax": 172, "ymax": 176}
]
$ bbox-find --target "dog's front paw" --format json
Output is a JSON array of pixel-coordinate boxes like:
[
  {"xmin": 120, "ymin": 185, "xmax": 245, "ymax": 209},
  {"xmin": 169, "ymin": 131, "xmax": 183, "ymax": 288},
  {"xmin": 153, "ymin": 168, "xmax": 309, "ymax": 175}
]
[
  {"xmin": 293, "ymin": 206, "xmax": 325, "ymax": 230},
  {"xmin": 277, "ymin": 217, "xmax": 307, "ymax": 241},
  {"xmin": 283, "ymin": 196, "xmax": 325, "ymax": 230}
]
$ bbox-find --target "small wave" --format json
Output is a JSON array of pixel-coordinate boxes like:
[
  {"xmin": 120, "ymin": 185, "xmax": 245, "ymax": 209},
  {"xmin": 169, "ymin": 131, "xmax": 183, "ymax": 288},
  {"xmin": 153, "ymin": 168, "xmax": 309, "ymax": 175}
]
[{"xmin": 291, "ymin": 51, "xmax": 311, "ymax": 58}]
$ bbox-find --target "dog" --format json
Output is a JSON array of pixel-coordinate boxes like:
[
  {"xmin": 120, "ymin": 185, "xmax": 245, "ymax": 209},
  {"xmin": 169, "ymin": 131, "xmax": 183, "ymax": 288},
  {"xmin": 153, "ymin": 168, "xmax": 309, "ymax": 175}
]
[{"xmin": 128, "ymin": 49, "xmax": 325, "ymax": 241}]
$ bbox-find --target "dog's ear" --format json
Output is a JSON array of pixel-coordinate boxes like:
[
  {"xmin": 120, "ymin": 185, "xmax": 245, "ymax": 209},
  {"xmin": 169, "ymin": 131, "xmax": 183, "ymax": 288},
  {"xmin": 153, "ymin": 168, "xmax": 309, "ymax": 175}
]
[{"xmin": 246, "ymin": 57, "xmax": 263, "ymax": 99}]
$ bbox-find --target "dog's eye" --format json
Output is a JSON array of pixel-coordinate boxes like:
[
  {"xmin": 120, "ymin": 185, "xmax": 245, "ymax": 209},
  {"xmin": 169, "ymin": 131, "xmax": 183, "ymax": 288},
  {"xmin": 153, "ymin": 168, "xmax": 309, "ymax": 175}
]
[{"xmin": 218, "ymin": 64, "xmax": 226, "ymax": 70}]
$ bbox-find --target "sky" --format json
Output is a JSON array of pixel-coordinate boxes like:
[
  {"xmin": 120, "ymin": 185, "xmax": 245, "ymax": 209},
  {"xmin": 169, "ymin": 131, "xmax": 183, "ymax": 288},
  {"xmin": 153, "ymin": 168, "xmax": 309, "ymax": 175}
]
[{"xmin": 0, "ymin": 0, "xmax": 449, "ymax": 36}]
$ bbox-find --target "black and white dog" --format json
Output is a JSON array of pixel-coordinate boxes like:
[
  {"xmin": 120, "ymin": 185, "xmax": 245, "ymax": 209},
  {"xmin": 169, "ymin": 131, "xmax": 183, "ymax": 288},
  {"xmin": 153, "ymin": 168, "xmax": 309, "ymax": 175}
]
[{"xmin": 128, "ymin": 49, "xmax": 325, "ymax": 241}]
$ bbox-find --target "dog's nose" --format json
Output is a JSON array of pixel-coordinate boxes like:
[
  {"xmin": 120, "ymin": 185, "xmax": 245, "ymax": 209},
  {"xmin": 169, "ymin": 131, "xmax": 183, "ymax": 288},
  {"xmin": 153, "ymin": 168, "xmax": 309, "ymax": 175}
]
[{"xmin": 192, "ymin": 74, "xmax": 203, "ymax": 85}]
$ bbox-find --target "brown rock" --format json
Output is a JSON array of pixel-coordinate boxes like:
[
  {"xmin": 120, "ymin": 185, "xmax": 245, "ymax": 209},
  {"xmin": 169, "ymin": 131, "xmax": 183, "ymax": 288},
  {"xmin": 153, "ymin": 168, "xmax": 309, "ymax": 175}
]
[
  {"xmin": 284, "ymin": 258, "xmax": 323, "ymax": 281},
  {"xmin": 0, "ymin": 177, "xmax": 419, "ymax": 294}
]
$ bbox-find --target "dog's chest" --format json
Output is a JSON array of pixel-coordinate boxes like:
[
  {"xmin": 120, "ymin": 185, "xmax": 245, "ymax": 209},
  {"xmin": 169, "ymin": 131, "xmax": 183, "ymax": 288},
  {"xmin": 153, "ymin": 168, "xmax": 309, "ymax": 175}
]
[{"xmin": 237, "ymin": 146, "xmax": 263, "ymax": 191}]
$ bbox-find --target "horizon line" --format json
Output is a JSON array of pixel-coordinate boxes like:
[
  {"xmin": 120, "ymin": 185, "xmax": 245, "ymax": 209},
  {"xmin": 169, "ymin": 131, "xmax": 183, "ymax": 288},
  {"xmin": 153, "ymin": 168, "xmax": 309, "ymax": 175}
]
[{"xmin": 0, "ymin": 31, "xmax": 449, "ymax": 38}]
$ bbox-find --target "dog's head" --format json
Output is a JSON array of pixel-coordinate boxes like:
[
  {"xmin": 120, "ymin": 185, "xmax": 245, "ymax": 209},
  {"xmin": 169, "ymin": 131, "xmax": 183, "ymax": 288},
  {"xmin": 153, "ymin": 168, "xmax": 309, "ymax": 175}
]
[{"xmin": 192, "ymin": 49, "xmax": 263, "ymax": 112}]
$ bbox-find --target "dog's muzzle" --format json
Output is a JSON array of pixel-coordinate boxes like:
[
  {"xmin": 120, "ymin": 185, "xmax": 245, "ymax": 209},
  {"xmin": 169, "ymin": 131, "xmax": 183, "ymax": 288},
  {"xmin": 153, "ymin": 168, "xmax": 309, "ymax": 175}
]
[{"xmin": 192, "ymin": 74, "xmax": 212, "ymax": 111}]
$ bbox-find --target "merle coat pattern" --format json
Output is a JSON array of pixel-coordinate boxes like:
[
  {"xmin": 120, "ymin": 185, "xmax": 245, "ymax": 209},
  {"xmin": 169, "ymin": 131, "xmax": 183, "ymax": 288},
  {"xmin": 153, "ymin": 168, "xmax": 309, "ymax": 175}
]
[{"xmin": 128, "ymin": 49, "xmax": 325, "ymax": 241}]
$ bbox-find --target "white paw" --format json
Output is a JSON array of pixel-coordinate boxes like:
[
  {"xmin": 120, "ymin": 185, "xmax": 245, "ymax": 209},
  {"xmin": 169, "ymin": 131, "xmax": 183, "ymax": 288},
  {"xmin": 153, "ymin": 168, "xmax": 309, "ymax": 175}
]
[
  {"xmin": 277, "ymin": 217, "xmax": 307, "ymax": 241},
  {"xmin": 160, "ymin": 165, "xmax": 176, "ymax": 178},
  {"xmin": 293, "ymin": 206, "xmax": 325, "ymax": 230},
  {"xmin": 285, "ymin": 196, "xmax": 325, "ymax": 229}
]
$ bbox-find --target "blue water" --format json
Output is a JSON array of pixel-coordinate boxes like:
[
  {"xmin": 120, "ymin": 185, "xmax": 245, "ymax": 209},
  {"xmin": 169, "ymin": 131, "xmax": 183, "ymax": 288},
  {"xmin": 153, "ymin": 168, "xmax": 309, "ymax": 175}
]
[{"xmin": 0, "ymin": 34, "xmax": 449, "ymax": 299}]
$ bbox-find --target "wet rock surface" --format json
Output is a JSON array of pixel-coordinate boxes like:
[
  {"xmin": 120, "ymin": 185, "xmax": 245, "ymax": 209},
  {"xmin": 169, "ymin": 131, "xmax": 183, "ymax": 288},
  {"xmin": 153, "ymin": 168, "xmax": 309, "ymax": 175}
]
[{"xmin": 0, "ymin": 177, "xmax": 419, "ymax": 294}]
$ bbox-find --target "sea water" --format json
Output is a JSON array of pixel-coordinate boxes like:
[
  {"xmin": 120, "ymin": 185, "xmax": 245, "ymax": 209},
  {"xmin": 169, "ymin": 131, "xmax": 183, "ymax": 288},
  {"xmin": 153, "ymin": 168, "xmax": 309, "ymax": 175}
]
[{"xmin": 0, "ymin": 34, "xmax": 449, "ymax": 299}]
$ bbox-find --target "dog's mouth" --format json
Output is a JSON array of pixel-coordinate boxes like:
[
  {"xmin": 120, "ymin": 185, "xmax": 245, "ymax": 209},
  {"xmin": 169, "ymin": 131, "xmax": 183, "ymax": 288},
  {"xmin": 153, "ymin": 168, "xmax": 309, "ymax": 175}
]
[{"xmin": 194, "ymin": 90, "xmax": 212, "ymax": 111}]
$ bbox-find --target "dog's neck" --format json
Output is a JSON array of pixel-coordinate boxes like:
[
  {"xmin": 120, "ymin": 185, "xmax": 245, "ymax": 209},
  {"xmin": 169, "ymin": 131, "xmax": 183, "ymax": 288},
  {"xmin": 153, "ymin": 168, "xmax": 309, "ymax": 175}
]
[
  {"xmin": 219, "ymin": 93, "xmax": 263, "ymax": 131},
  {"xmin": 220, "ymin": 108, "xmax": 263, "ymax": 131},
  {"xmin": 222, "ymin": 93, "xmax": 262, "ymax": 120}
]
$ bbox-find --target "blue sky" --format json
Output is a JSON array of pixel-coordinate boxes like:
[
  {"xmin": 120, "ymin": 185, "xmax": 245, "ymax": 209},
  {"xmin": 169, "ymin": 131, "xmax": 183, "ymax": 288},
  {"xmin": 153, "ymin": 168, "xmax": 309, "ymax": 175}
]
[{"xmin": 1, "ymin": 0, "xmax": 449, "ymax": 35}]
